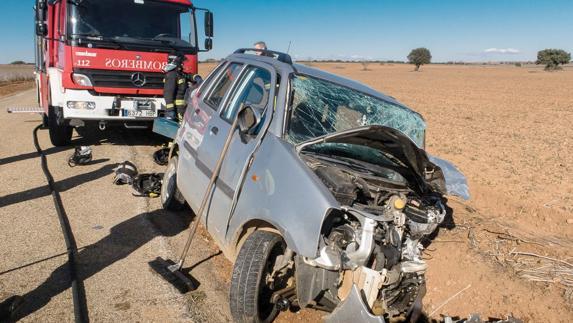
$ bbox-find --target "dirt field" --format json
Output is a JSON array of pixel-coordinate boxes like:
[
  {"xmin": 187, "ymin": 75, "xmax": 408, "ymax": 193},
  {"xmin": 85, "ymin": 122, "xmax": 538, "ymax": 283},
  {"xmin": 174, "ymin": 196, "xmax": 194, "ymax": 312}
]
[{"xmin": 1, "ymin": 63, "xmax": 572, "ymax": 322}]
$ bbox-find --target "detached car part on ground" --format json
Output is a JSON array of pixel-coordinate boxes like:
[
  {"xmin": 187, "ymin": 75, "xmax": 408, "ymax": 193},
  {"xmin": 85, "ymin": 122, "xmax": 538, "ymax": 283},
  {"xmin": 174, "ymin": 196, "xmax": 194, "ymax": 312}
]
[{"xmin": 161, "ymin": 48, "xmax": 470, "ymax": 322}]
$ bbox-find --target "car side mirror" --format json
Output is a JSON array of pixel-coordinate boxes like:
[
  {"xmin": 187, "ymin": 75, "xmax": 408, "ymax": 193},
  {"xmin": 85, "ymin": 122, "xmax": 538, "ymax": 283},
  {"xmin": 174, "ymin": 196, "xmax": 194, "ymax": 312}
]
[
  {"xmin": 238, "ymin": 105, "xmax": 262, "ymax": 136},
  {"xmin": 191, "ymin": 74, "xmax": 203, "ymax": 85},
  {"xmin": 204, "ymin": 11, "xmax": 214, "ymax": 38}
]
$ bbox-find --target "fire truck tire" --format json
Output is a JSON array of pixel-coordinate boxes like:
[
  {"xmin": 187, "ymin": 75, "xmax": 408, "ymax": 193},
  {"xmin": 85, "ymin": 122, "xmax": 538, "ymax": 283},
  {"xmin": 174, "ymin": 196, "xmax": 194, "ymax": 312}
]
[{"xmin": 48, "ymin": 107, "xmax": 73, "ymax": 146}]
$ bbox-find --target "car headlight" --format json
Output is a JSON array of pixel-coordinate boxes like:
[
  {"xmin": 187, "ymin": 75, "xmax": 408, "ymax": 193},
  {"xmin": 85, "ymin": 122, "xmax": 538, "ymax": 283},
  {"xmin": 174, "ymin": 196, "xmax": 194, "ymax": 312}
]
[
  {"xmin": 72, "ymin": 73, "xmax": 93, "ymax": 87},
  {"xmin": 67, "ymin": 101, "xmax": 96, "ymax": 110}
]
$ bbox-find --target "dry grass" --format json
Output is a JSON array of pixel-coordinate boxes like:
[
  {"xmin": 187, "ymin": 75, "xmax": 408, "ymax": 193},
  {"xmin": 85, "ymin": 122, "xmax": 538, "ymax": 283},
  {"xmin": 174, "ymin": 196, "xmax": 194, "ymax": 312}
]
[
  {"xmin": 0, "ymin": 65, "xmax": 35, "ymax": 97},
  {"xmin": 0, "ymin": 64, "xmax": 34, "ymax": 83}
]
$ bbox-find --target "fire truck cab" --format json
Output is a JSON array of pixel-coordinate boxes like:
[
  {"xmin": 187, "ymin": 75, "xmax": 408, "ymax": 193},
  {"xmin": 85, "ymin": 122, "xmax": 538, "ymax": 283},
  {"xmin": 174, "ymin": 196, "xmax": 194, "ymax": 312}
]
[{"xmin": 34, "ymin": 0, "xmax": 213, "ymax": 146}]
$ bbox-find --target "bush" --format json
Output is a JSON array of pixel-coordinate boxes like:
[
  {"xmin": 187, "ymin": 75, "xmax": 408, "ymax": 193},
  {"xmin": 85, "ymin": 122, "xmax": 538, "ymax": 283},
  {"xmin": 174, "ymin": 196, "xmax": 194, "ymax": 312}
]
[
  {"xmin": 407, "ymin": 48, "xmax": 432, "ymax": 71},
  {"xmin": 536, "ymin": 49, "xmax": 571, "ymax": 71},
  {"xmin": 514, "ymin": 62, "xmax": 522, "ymax": 67},
  {"xmin": 10, "ymin": 60, "xmax": 27, "ymax": 65},
  {"xmin": 360, "ymin": 61, "xmax": 371, "ymax": 71}
]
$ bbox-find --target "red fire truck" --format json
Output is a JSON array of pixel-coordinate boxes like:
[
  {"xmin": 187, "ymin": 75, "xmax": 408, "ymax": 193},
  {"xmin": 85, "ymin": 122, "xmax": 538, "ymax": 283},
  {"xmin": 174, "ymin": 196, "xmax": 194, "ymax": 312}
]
[{"xmin": 34, "ymin": 0, "xmax": 213, "ymax": 146}]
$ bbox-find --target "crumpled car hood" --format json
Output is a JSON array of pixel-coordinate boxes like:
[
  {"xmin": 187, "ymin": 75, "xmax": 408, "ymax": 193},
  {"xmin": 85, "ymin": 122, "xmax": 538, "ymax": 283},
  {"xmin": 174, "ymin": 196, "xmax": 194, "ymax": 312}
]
[{"xmin": 297, "ymin": 125, "xmax": 470, "ymax": 199}]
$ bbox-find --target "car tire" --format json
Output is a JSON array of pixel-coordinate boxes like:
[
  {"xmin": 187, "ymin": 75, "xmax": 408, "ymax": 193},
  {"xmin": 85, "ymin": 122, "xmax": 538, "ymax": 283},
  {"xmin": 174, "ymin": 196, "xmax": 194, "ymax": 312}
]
[
  {"xmin": 161, "ymin": 155, "xmax": 186, "ymax": 211},
  {"xmin": 48, "ymin": 106, "xmax": 73, "ymax": 147},
  {"xmin": 230, "ymin": 230, "xmax": 288, "ymax": 323}
]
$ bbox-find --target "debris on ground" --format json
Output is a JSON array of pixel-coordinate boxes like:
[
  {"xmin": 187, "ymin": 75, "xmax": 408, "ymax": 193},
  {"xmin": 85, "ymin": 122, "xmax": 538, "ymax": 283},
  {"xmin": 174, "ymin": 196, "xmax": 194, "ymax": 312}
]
[
  {"xmin": 153, "ymin": 147, "xmax": 170, "ymax": 166},
  {"xmin": 113, "ymin": 161, "xmax": 138, "ymax": 185},
  {"xmin": 440, "ymin": 314, "xmax": 523, "ymax": 323},
  {"xmin": 67, "ymin": 146, "xmax": 92, "ymax": 167},
  {"xmin": 132, "ymin": 173, "xmax": 162, "ymax": 198}
]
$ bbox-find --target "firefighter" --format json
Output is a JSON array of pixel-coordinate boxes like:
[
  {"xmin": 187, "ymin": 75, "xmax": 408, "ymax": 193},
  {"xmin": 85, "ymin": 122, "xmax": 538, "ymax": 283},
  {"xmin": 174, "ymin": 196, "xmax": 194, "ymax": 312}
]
[
  {"xmin": 163, "ymin": 55, "xmax": 203, "ymax": 123},
  {"xmin": 163, "ymin": 54, "xmax": 186, "ymax": 122}
]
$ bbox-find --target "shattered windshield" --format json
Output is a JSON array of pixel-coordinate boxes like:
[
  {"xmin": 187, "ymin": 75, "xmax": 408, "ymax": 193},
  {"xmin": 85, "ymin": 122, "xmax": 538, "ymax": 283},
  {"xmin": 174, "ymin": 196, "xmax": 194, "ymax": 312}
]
[{"xmin": 286, "ymin": 75, "xmax": 426, "ymax": 147}]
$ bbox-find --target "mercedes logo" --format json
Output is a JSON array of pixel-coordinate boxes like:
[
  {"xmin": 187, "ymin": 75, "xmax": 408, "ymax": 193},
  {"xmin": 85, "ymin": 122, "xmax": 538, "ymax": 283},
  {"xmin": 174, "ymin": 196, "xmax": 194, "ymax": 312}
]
[{"xmin": 131, "ymin": 73, "xmax": 146, "ymax": 87}]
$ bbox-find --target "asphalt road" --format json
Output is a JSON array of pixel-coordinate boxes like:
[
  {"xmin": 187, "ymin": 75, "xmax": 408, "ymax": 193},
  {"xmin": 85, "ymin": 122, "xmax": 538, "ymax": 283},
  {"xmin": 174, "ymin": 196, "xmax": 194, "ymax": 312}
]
[{"xmin": 0, "ymin": 89, "xmax": 232, "ymax": 322}]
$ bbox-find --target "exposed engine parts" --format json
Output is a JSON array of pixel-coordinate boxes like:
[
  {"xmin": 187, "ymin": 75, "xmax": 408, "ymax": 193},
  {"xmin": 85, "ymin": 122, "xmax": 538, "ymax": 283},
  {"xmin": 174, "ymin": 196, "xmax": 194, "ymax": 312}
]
[{"xmin": 300, "ymin": 154, "xmax": 447, "ymax": 319}]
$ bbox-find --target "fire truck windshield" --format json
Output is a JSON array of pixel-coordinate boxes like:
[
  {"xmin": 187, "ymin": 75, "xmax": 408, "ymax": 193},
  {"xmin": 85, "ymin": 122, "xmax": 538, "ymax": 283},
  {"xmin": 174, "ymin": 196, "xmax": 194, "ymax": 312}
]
[{"xmin": 69, "ymin": 0, "xmax": 196, "ymax": 50}]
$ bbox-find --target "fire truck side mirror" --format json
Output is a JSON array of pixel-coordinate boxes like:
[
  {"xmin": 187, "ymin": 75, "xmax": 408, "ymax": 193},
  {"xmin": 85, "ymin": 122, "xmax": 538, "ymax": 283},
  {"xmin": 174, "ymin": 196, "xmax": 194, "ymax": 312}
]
[
  {"xmin": 35, "ymin": 0, "xmax": 48, "ymax": 36},
  {"xmin": 36, "ymin": 23, "xmax": 48, "ymax": 37},
  {"xmin": 204, "ymin": 11, "xmax": 214, "ymax": 38},
  {"xmin": 204, "ymin": 38, "xmax": 213, "ymax": 51}
]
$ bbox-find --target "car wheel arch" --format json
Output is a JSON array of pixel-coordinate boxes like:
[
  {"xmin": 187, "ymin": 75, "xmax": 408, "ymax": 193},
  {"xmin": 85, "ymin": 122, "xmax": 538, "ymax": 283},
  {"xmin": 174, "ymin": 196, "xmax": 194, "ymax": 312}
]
[{"xmin": 230, "ymin": 219, "xmax": 296, "ymax": 262}]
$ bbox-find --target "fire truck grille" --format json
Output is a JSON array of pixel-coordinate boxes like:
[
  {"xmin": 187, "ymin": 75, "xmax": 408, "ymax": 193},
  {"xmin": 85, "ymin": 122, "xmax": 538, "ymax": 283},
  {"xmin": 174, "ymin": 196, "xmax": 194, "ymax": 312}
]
[{"xmin": 76, "ymin": 69, "xmax": 164, "ymax": 90}]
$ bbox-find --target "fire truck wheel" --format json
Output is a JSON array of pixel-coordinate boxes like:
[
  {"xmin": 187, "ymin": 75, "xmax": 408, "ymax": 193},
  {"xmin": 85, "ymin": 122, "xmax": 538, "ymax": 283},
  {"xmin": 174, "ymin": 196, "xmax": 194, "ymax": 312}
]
[
  {"xmin": 42, "ymin": 113, "xmax": 48, "ymax": 129},
  {"xmin": 48, "ymin": 107, "xmax": 73, "ymax": 146}
]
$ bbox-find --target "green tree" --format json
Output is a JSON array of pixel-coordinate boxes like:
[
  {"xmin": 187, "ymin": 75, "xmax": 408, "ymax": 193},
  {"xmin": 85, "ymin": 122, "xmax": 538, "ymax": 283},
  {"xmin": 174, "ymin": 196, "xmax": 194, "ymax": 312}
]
[
  {"xmin": 10, "ymin": 60, "xmax": 26, "ymax": 65},
  {"xmin": 407, "ymin": 48, "xmax": 432, "ymax": 71},
  {"xmin": 536, "ymin": 49, "xmax": 571, "ymax": 71}
]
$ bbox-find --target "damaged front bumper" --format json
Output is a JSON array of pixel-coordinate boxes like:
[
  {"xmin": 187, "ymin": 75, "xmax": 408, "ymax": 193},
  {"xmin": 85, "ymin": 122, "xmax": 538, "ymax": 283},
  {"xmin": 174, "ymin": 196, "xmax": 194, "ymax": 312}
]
[{"xmin": 324, "ymin": 284, "xmax": 386, "ymax": 323}]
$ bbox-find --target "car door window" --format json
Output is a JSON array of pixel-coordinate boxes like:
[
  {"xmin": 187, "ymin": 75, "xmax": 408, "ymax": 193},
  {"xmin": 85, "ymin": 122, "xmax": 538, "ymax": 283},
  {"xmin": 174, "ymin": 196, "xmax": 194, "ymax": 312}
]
[
  {"xmin": 204, "ymin": 63, "xmax": 243, "ymax": 109},
  {"xmin": 221, "ymin": 66, "xmax": 272, "ymax": 122},
  {"xmin": 197, "ymin": 61, "xmax": 226, "ymax": 93}
]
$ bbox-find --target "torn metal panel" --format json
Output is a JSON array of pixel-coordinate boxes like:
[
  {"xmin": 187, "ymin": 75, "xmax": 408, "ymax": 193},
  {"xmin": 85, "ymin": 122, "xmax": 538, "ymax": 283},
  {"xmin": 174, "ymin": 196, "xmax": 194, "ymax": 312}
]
[
  {"xmin": 428, "ymin": 155, "xmax": 470, "ymax": 200},
  {"xmin": 324, "ymin": 285, "xmax": 386, "ymax": 323}
]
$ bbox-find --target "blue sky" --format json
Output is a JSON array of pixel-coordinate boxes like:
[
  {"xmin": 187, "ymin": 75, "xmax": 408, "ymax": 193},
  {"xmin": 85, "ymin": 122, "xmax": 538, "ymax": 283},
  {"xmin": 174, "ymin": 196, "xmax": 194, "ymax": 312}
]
[{"xmin": 1, "ymin": 0, "xmax": 572, "ymax": 63}]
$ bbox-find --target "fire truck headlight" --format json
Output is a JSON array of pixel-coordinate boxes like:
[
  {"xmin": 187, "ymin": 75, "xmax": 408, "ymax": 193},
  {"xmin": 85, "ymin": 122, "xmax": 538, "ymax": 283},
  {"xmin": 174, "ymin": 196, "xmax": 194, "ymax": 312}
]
[
  {"xmin": 67, "ymin": 101, "xmax": 96, "ymax": 110},
  {"xmin": 72, "ymin": 73, "xmax": 93, "ymax": 87}
]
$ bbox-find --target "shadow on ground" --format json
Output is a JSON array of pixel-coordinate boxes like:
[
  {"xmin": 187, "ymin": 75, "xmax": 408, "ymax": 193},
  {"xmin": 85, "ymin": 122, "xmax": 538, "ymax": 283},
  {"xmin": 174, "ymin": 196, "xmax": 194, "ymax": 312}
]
[
  {"xmin": 10, "ymin": 209, "xmax": 193, "ymax": 321},
  {"xmin": 0, "ymin": 162, "xmax": 115, "ymax": 208}
]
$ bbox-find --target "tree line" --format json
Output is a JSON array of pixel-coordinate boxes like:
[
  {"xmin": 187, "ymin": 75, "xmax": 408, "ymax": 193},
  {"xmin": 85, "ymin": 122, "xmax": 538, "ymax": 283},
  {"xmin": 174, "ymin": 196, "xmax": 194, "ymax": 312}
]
[{"xmin": 407, "ymin": 47, "xmax": 571, "ymax": 71}]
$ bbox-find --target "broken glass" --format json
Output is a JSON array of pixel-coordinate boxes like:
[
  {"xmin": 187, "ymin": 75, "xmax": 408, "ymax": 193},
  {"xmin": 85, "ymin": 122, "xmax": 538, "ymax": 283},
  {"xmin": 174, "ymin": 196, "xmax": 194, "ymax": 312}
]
[{"xmin": 286, "ymin": 75, "xmax": 426, "ymax": 147}]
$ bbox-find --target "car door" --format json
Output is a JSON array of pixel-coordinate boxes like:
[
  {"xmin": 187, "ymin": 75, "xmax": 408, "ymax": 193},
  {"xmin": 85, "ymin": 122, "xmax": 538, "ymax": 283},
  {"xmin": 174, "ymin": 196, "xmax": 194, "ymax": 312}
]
[
  {"xmin": 195, "ymin": 62, "xmax": 276, "ymax": 245},
  {"xmin": 177, "ymin": 61, "xmax": 245, "ymax": 211}
]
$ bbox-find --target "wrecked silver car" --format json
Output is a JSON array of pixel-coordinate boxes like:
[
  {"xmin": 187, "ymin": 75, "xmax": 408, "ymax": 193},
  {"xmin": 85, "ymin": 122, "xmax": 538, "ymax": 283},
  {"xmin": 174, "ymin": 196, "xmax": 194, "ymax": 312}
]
[{"xmin": 161, "ymin": 48, "xmax": 469, "ymax": 322}]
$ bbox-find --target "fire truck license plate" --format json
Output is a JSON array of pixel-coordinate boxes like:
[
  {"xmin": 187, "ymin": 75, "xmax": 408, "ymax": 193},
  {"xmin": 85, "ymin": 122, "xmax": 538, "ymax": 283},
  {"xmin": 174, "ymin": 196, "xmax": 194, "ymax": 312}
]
[
  {"xmin": 126, "ymin": 109, "xmax": 157, "ymax": 117},
  {"xmin": 125, "ymin": 100, "xmax": 157, "ymax": 117}
]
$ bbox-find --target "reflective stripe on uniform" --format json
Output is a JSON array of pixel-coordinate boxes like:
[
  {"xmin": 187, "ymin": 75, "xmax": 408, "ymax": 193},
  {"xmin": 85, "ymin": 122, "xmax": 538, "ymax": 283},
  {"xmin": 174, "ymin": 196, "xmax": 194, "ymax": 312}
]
[
  {"xmin": 178, "ymin": 78, "xmax": 185, "ymax": 84},
  {"xmin": 166, "ymin": 103, "xmax": 175, "ymax": 109},
  {"xmin": 175, "ymin": 100, "xmax": 186, "ymax": 105}
]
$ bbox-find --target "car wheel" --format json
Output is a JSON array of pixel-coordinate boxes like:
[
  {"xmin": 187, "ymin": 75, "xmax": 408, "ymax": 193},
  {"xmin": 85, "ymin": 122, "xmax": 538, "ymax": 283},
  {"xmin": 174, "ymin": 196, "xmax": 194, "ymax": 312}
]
[
  {"xmin": 230, "ymin": 230, "xmax": 290, "ymax": 323},
  {"xmin": 48, "ymin": 106, "xmax": 72, "ymax": 146},
  {"xmin": 161, "ymin": 155, "xmax": 186, "ymax": 211}
]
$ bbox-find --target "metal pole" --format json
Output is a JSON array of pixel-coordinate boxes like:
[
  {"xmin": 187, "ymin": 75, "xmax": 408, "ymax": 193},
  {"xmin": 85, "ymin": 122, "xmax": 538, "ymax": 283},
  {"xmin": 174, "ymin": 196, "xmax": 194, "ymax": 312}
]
[{"xmin": 172, "ymin": 113, "xmax": 242, "ymax": 270}]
